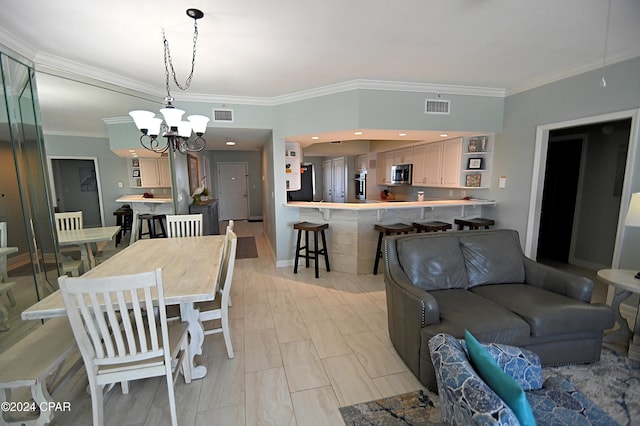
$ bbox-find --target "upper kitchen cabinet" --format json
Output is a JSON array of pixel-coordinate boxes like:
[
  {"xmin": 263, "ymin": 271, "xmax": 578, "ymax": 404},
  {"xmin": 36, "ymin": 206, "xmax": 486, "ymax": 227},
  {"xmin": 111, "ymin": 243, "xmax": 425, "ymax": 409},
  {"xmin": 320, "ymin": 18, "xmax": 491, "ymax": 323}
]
[
  {"xmin": 461, "ymin": 135, "xmax": 493, "ymax": 189},
  {"xmin": 136, "ymin": 158, "xmax": 171, "ymax": 188},
  {"xmin": 355, "ymin": 154, "xmax": 368, "ymax": 172},
  {"xmin": 285, "ymin": 142, "xmax": 301, "ymax": 191},
  {"xmin": 413, "ymin": 138, "xmax": 461, "ymax": 188}
]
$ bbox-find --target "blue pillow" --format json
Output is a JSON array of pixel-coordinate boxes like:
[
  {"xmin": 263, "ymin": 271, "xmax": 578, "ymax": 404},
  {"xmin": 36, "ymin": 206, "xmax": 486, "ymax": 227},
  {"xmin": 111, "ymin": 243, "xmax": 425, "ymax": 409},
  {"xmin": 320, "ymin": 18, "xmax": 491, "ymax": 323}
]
[{"xmin": 465, "ymin": 330, "xmax": 537, "ymax": 426}]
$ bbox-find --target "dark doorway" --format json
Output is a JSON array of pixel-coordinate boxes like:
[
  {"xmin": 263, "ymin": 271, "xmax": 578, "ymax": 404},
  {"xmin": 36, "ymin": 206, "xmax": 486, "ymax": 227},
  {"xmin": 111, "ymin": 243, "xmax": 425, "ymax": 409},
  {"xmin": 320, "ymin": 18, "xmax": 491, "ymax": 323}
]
[
  {"xmin": 51, "ymin": 158, "xmax": 102, "ymax": 227},
  {"xmin": 536, "ymin": 118, "xmax": 632, "ymax": 268},
  {"xmin": 537, "ymin": 138, "xmax": 583, "ymax": 262}
]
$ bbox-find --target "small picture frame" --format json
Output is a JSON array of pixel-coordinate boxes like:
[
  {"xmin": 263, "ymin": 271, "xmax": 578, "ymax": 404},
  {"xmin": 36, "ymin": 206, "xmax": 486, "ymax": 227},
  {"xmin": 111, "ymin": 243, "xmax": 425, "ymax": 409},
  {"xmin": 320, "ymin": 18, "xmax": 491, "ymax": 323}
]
[
  {"xmin": 132, "ymin": 169, "xmax": 140, "ymax": 177},
  {"xmin": 466, "ymin": 174, "xmax": 481, "ymax": 187},
  {"xmin": 132, "ymin": 158, "xmax": 139, "ymax": 168},
  {"xmin": 467, "ymin": 157, "xmax": 484, "ymax": 170}
]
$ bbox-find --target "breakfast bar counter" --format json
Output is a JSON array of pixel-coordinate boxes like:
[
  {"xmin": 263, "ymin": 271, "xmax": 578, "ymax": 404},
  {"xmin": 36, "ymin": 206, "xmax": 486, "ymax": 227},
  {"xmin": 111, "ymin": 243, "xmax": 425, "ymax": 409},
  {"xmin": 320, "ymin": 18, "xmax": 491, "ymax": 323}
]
[{"xmin": 285, "ymin": 198, "xmax": 496, "ymax": 274}]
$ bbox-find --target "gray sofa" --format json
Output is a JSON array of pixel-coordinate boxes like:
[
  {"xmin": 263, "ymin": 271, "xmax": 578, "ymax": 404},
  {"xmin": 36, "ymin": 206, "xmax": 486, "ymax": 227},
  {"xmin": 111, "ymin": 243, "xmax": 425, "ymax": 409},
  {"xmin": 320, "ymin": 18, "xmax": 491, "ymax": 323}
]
[{"xmin": 384, "ymin": 228, "xmax": 615, "ymax": 391}]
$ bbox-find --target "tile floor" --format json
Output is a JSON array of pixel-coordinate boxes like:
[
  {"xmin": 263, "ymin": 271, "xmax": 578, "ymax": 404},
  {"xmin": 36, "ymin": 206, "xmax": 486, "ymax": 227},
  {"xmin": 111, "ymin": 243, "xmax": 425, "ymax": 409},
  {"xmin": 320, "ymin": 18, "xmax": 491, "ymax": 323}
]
[{"xmin": 2, "ymin": 222, "xmax": 614, "ymax": 425}]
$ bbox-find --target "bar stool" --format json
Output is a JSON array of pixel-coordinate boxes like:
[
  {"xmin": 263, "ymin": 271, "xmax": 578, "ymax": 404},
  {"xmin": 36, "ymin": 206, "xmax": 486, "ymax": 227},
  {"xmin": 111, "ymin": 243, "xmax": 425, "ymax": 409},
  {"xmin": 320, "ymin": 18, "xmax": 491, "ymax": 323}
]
[
  {"xmin": 454, "ymin": 218, "xmax": 495, "ymax": 230},
  {"xmin": 293, "ymin": 222, "xmax": 330, "ymax": 279},
  {"xmin": 113, "ymin": 206, "xmax": 133, "ymax": 246},
  {"xmin": 413, "ymin": 221, "xmax": 452, "ymax": 233},
  {"xmin": 373, "ymin": 223, "xmax": 414, "ymax": 275},
  {"xmin": 138, "ymin": 214, "xmax": 167, "ymax": 239}
]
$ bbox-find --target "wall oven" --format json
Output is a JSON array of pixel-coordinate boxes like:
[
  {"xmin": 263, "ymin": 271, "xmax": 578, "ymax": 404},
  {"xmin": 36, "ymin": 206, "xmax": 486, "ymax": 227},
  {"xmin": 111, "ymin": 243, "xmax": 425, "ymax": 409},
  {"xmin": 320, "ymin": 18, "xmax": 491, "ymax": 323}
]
[{"xmin": 355, "ymin": 172, "xmax": 366, "ymax": 200}]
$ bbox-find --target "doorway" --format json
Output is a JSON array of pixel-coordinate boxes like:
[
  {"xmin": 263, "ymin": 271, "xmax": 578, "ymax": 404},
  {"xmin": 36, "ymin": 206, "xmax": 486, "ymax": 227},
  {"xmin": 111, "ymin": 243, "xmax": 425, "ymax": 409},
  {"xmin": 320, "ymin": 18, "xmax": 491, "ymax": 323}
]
[
  {"xmin": 48, "ymin": 157, "xmax": 105, "ymax": 227},
  {"xmin": 217, "ymin": 162, "xmax": 249, "ymax": 220},
  {"xmin": 528, "ymin": 115, "xmax": 634, "ymax": 273}
]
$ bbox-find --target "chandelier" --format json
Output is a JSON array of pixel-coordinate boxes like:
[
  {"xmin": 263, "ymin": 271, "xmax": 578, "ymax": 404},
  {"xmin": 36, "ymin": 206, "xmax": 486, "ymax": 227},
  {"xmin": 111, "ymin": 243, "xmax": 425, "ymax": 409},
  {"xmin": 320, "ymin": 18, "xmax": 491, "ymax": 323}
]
[{"xmin": 129, "ymin": 8, "xmax": 210, "ymax": 154}]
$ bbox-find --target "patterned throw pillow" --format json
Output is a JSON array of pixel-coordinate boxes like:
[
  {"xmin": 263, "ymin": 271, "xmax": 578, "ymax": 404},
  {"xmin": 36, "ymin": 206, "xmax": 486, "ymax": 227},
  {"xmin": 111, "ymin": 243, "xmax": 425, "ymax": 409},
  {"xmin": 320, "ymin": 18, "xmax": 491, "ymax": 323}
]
[{"xmin": 465, "ymin": 330, "xmax": 536, "ymax": 426}]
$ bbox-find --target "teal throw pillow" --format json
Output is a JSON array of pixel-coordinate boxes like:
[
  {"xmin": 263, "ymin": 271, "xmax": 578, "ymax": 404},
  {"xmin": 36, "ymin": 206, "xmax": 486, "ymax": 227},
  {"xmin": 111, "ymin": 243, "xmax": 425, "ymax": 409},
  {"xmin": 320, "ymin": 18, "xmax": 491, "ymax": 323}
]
[{"xmin": 465, "ymin": 330, "xmax": 536, "ymax": 426}]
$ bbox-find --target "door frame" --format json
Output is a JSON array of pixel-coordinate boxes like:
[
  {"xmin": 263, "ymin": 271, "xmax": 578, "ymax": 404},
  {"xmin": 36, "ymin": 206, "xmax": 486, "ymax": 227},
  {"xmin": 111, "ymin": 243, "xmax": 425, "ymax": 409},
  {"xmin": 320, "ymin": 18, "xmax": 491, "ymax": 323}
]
[
  {"xmin": 525, "ymin": 109, "xmax": 640, "ymax": 270},
  {"xmin": 47, "ymin": 156, "xmax": 106, "ymax": 226}
]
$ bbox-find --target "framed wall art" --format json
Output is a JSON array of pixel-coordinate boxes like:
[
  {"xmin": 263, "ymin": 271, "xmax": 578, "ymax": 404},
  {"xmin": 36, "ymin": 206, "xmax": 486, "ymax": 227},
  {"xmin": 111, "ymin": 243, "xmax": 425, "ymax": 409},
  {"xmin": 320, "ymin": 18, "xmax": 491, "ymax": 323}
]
[{"xmin": 467, "ymin": 157, "xmax": 484, "ymax": 170}]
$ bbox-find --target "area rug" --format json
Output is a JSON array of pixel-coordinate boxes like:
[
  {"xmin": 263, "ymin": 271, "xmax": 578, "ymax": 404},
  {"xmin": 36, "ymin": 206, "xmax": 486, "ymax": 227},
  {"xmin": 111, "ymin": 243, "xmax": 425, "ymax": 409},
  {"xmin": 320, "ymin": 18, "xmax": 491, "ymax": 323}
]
[
  {"xmin": 340, "ymin": 348, "xmax": 640, "ymax": 425},
  {"xmin": 236, "ymin": 236, "xmax": 258, "ymax": 259},
  {"xmin": 339, "ymin": 390, "xmax": 442, "ymax": 425}
]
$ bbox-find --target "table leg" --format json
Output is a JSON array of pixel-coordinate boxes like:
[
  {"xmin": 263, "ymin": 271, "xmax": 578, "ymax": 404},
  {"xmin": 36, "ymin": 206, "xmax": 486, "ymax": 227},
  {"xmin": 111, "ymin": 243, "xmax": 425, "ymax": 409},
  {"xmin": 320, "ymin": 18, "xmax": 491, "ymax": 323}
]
[
  {"xmin": 604, "ymin": 288, "xmax": 632, "ymax": 347},
  {"xmin": 628, "ymin": 302, "xmax": 640, "ymax": 361},
  {"xmin": 77, "ymin": 243, "xmax": 92, "ymax": 271},
  {"xmin": 180, "ymin": 302, "xmax": 207, "ymax": 379}
]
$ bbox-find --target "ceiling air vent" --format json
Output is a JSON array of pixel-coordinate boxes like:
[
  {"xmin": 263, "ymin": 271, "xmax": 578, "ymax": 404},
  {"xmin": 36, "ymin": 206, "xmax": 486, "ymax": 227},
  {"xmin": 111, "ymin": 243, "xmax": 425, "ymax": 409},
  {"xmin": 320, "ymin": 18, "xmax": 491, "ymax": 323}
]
[
  {"xmin": 213, "ymin": 108, "xmax": 234, "ymax": 123},
  {"xmin": 424, "ymin": 98, "xmax": 450, "ymax": 115}
]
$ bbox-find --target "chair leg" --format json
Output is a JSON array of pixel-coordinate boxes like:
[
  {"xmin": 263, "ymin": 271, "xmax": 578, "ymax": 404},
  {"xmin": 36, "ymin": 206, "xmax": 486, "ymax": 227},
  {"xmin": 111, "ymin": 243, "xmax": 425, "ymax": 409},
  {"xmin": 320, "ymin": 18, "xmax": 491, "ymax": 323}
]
[
  {"xmin": 6, "ymin": 290, "xmax": 15, "ymax": 307},
  {"xmin": 165, "ymin": 364, "xmax": 179, "ymax": 426},
  {"xmin": 313, "ymin": 230, "xmax": 319, "ymax": 279},
  {"xmin": 293, "ymin": 229, "xmax": 302, "ymax": 273},
  {"xmin": 321, "ymin": 230, "xmax": 330, "ymax": 272},
  {"xmin": 221, "ymin": 308, "xmax": 234, "ymax": 359},
  {"xmin": 373, "ymin": 232, "xmax": 384, "ymax": 275},
  {"xmin": 304, "ymin": 230, "xmax": 310, "ymax": 268},
  {"xmin": 90, "ymin": 383, "xmax": 104, "ymax": 426}
]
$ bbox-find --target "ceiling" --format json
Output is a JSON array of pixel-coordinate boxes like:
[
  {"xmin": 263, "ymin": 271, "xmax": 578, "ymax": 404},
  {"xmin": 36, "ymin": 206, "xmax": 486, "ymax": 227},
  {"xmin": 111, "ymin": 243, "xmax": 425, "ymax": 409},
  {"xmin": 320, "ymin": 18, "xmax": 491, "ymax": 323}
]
[{"xmin": 0, "ymin": 0, "xmax": 639, "ymax": 151}]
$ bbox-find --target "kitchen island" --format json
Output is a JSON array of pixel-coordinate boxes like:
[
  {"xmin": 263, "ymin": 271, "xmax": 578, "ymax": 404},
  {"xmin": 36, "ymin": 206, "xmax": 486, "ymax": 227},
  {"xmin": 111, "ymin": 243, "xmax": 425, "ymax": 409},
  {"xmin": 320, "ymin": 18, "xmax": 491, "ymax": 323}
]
[{"xmin": 285, "ymin": 198, "xmax": 496, "ymax": 275}]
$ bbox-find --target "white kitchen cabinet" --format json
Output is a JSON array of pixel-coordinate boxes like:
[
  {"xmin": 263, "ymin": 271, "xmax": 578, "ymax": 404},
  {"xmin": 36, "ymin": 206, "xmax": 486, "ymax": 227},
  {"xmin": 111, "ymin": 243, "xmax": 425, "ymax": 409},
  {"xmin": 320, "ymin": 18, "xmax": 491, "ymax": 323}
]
[
  {"xmin": 392, "ymin": 148, "xmax": 414, "ymax": 165},
  {"xmin": 376, "ymin": 152, "xmax": 392, "ymax": 185},
  {"xmin": 413, "ymin": 138, "xmax": 462, "ymax": 188},
  {"xmin": 355, "ymin": 154, "xmax": 368, "ymax": 172},
  {"xmin": 138, "ymin": 158, "xmax": 171, "ymax": 188}
]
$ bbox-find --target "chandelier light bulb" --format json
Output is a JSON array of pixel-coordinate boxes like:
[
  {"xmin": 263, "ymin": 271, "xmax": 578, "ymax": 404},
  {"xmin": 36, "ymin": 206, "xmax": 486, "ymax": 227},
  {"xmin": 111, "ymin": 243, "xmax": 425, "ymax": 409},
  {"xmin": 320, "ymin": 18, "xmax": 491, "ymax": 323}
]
[
  {"xmin": 187, "ymin": 115, "xmax": 210, "ymax": 135},
  {"xmin": 129, "ymin": 110, "xmax": 156, "ymax": 132},
  {"xmin": 177, "ymin": 121, "xmax": 193, "ymax": 138}
]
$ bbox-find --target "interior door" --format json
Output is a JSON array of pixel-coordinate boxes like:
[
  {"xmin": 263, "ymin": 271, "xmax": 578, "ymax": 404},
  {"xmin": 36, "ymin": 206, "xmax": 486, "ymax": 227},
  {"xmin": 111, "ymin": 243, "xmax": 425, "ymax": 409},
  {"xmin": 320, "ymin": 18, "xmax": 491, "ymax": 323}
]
[
  {"xmin": 217, "ymin": 162, "xmax": 249, "ymax": 220},
  {"xmin": 322, "ymin": 160, "xmax": 333, "ymax": 201},
  {"xmin": 332, "ymin": 157, "xmax": 345, "ymax": 203},
  {"xmin": 49, "ymin": 158, "xmax": 103, "ymax": 227}
]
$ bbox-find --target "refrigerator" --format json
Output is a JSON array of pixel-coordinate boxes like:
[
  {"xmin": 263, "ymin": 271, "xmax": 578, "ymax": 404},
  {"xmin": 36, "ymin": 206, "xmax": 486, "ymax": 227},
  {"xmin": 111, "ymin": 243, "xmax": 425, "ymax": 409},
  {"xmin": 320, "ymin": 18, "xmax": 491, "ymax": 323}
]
[{"xmin": 287, "ymin": 164, "xmax": 314, "ymax": 201}]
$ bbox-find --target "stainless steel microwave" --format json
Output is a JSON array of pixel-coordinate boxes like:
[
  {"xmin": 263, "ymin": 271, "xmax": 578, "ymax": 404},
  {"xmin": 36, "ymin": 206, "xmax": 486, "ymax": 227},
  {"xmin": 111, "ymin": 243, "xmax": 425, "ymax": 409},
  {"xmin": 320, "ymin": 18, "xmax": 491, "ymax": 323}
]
[{"xmin": 391, "ymin": 164, "xmax": 412, "ymax": 185}]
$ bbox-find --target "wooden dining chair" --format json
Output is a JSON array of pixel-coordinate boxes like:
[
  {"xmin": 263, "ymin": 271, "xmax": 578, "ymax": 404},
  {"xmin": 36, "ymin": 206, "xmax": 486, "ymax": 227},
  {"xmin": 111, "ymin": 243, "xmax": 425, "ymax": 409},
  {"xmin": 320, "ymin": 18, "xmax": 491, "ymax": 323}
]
[
  {"xmin": 58, "ymin": 269, "xmax": 191, "ymax": 426},
  {"xmin": 95, "ymin": 211, "xmax": 140, "ymax": 265},
  {"xmin": 166, "ymin": 213, "xmax": 203, "ymax": 238},
  {"xmin": 0, "ymin": 222, "xmax": 16, "ymax": 307},
  {"xmin": 196, "ymin": 230, "xmax": 238, "ymax": 358},
  {"xmin": 54, "ymin": 211, "xmax": 83, "ymax": 231}
]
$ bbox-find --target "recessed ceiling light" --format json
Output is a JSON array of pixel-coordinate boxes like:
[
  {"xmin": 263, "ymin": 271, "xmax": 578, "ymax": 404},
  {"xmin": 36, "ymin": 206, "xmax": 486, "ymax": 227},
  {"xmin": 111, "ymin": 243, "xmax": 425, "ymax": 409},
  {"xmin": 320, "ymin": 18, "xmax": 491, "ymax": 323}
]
[
  {"xmin": 440, "ymin": 133, "xmax": 449, "ymax": 137},
  {"xmin": 311, "ymin": 136, "xmax": 319, "ymax": 140},
  {"xmin": 226, "ymin": 141, "xmax": 236, "ymax": 146},
  {"xmin": 398, "ymin": 133, "xmax": 407, "ymax": 137},
  {"xmin": 354, "ymin": 131, "xmax": 363, "ymax": 136}
]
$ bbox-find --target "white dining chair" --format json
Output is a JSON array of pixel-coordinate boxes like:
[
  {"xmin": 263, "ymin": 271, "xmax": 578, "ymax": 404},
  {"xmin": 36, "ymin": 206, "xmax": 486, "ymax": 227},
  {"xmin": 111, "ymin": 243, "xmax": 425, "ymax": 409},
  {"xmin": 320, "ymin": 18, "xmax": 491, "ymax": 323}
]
[
  {"xmin": 58, "ymin": 268, "xmax": 191, "ymax": 426},
  {"xmin": 0, "ymin": 222, "xmax": 16, "ymax": 307},
  {"xmin": 196, "ymin": 229, "xmax": 238, "ymax": 358},
  {"xmin": 54, "ymin": 211, "xmax": 83, "ymax": 231},
  {"xmin": 166, "ymin": 214, "xmax": 203, "ymax": 238},
  {"xmin": 94, "ymin": 211, "xmax": 140, "ymax": 265}
]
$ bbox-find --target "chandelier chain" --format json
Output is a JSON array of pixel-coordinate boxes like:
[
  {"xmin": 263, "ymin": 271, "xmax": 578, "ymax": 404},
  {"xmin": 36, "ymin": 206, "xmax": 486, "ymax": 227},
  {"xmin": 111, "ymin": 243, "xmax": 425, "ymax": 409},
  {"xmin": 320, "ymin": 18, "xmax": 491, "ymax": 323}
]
[{"xmin": 163, "ymin": 18, "xmax": 199, "ymax": 97}]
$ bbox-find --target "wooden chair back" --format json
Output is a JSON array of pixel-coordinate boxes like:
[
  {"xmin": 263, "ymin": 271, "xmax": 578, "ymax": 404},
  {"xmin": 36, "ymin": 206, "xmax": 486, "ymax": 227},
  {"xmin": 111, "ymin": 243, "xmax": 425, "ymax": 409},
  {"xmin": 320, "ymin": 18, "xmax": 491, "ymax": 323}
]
[
  {"xmin": 166, "ymin": 214, "xmax": 203, "ymax": 237},
  {"xmin": 55, "ymin": 211, "xmax": 83, "ymax": 231},
  {"xmin": 59, "ymin": 268, "xmax": 189, "ymax": 425}
]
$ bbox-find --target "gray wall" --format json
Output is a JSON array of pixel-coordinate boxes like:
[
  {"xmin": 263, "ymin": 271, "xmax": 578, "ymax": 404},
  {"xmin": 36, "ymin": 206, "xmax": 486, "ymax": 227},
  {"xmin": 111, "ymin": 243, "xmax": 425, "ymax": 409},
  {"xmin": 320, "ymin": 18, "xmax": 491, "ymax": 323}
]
[{"xmin": 488, "ymin": 57, "xmax": 640, "ymax": 269}]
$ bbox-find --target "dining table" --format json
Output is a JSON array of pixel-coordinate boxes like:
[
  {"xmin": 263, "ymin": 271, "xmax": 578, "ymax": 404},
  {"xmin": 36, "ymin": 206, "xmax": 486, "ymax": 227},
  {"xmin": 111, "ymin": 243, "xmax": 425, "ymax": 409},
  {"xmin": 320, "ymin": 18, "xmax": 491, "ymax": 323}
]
[
  {"xmin": 22, "ymin": 235, "xmax": 225, "ymax": 379},
  {"xmin": 57, "ymin": 225, "xmax": 121, "ymax": 271}
]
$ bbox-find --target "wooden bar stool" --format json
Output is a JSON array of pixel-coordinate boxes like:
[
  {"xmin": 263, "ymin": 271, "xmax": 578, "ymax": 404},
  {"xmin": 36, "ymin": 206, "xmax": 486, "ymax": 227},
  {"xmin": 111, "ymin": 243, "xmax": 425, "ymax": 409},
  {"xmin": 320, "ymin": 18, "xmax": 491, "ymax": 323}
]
[
  {"xmin": 293, "ymin": 222, "xmax": 331, "ymax": 278},
  {"xmin": 454, "ymin": 217, "xmax": 495, "ymax": 230},
  {"xmin": 138, "ymin": 214, "xmax": 167, "ymax": 239},
  {"xmin": 113, "ymin": 206, "xmax": 133, "ymax": 246},
  {"xmin": 413, "ymin": 221, "xmax": 452, "ymax": 233},
  {"xmin": 373, "ymin": 223, "xmax": 414, "ymax": 275}
]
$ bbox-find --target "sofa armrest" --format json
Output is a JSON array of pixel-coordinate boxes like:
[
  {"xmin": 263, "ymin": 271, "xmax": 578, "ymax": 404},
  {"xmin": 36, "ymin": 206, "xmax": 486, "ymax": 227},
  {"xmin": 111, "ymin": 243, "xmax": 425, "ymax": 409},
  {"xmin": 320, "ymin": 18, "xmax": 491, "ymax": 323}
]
[{"xmin": 523, "ymin": 257, "xmax": 593, "ymax": 302}]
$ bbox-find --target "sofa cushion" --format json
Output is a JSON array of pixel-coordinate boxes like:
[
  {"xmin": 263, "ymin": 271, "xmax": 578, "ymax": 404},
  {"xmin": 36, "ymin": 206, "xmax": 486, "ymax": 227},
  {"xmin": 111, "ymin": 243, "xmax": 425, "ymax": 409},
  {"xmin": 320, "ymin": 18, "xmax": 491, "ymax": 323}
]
[
  {"xmin": 471, "ymin": 284, "xmax": 614, "ymax": 337},
  {"xmin": 459, "ymin": 231, "xmax": 525, "ymax": 287},
  {"xmin": 465, "ymin": 331, "xmax": 536, "ymax": 426},
  {"xmin": 424, "ymin": 289, "xmax": 530, "ymax": 344},
  {"xmin": 396, "ymin": 235, "xmax": 468, "ymax": 290}
]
